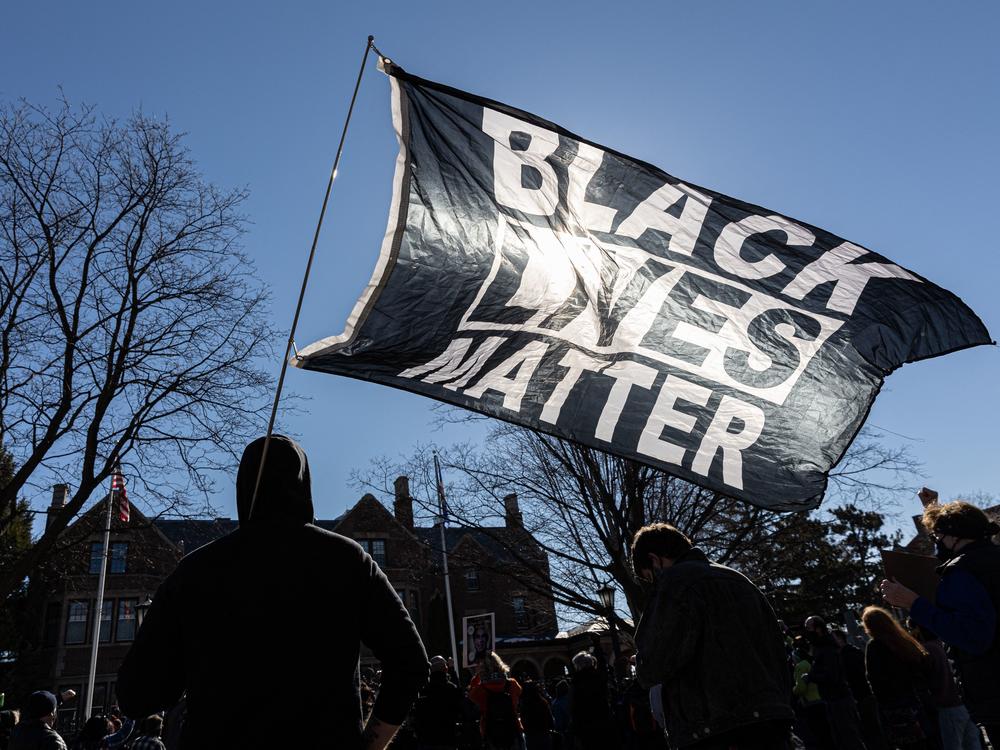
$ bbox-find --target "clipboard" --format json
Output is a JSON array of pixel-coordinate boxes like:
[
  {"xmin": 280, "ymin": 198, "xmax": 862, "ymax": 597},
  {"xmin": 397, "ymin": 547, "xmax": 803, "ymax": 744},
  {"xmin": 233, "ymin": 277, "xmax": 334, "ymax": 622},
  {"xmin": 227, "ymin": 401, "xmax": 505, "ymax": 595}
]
[{"xmin": 880, "ymin": 548, "xmax": 941, "ymax": 603}]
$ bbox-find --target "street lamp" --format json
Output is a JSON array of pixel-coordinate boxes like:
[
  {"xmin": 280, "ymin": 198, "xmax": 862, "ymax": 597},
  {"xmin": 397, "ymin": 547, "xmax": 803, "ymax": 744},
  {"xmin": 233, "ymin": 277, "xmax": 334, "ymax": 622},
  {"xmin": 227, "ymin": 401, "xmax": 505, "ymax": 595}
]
[
  {"xmin": 596, "ymin": 583, "xmax": 622, "ymax": 670},
  {"xmin": 135, "ymin": 595, "xmax": 153, "ymax": 628}
]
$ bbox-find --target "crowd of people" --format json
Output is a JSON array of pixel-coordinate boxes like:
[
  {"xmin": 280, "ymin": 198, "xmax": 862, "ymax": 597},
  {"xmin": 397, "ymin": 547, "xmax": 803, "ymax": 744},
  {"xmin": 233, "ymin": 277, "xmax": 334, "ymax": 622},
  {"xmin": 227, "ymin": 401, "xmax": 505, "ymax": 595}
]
[{"xmin": 2, "ymin": 437, "xmax": 997, "ymax": 750}]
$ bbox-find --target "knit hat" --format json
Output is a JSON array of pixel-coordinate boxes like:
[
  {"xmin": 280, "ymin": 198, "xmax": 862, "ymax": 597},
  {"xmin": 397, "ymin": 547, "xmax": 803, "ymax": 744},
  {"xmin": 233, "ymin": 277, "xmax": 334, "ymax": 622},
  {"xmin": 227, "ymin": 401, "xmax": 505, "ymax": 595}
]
[{"xmin": 23, "ymin": 691, "xmax": 57, "ymax": 720}]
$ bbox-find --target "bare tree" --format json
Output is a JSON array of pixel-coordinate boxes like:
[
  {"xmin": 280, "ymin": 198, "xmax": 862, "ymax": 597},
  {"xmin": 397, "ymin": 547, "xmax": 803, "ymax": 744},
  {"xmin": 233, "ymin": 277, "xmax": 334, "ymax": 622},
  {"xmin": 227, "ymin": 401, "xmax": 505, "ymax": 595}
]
[
  {"xmin": 357, "ymin": 420, "xmax": 920, "ymax": 633},
  {"xmin": 0, "ymin": 97, "xmax": 278, "ymax": 600}
]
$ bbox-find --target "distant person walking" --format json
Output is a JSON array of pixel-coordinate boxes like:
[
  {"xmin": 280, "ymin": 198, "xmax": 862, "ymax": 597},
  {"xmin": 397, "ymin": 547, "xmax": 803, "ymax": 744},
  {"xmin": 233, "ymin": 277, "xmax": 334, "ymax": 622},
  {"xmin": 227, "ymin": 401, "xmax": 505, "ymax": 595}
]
[
  {"xmin": 632, "ymin": 523, "xmax": 794, "ymax": 749},
  {"xmin": 117, "ymin": 435, "xmax": 429, "ymax": 749},
  {"xmin": 883, "ymin": 500, "xmax": 1000, "ymax": 747}
]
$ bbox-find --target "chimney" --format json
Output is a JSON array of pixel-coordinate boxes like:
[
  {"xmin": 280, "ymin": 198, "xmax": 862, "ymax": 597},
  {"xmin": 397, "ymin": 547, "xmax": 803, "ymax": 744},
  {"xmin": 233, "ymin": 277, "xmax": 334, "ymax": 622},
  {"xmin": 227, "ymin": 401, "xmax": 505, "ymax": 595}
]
[
  {"xmin": 504, "ymin": 492, "xmax": 523, "ymax": 528},
  {"xmin": 46, "ymin": 484, "xmax": 70, "ymax": 531},
  {"xmin": 393, "ymin": 475, "xmax": 414, "ymax": 529}
]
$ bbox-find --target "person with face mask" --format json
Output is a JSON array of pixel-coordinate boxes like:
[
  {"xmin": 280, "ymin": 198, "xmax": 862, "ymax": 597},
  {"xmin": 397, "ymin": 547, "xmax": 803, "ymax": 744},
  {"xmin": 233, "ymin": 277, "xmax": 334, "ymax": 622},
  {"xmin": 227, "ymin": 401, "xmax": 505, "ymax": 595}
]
[
  {"xmin": 631, "ymin": 523, "xmax": 794, "ymax": 749},
  {"xmin": 881, "ymin": 500, "xmax": 1000, "ymax": 747}
]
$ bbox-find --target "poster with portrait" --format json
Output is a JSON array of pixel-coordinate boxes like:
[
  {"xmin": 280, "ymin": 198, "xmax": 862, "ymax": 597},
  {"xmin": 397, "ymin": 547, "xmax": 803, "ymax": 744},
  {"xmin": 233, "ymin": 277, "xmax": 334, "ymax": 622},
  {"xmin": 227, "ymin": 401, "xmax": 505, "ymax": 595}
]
[{"xmin": 462, "ymin": 612, "xmax": 496, "ymax": 668}]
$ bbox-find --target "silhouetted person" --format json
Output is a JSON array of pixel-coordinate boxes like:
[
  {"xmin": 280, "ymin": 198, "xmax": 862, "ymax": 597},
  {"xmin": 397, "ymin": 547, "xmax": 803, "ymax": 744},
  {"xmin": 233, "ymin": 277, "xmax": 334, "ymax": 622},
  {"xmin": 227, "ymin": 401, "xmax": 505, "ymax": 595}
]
[
  {"xmin": 414, "ymin": 656, "xmax": 466, "ymax": 750},
  {"xmin": 9, "ymin": 692, "xmax": 66, "ymax": 750},
  {"xmin": 883, "ymin": 500, "xmax": 1000, "ymax": 746},
  {"xmin": 117, "ymin": 435, "xmax": 429, "ymax": 749},
  {"xmin": 861, "ymin": 606, "xmax": 933, "ymax": 749},
  {"xmin": 568, "ymin": 652, "xmax": 615, "ymax": 750},
  {"xmin": 633, "ymin": 523, "xmax": 793, "ymax": 749},
  {"xmin": 803, "ymin": 615, "xmax": 867, "ymax": 750}
]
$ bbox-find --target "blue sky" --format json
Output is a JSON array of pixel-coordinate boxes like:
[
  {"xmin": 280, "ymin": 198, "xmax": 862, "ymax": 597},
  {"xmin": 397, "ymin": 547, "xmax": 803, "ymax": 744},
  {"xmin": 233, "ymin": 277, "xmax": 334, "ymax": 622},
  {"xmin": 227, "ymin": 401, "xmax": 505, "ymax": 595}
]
[{"xmin": 4, "ymin": 1, "xmax": 997, "ymax": 527}]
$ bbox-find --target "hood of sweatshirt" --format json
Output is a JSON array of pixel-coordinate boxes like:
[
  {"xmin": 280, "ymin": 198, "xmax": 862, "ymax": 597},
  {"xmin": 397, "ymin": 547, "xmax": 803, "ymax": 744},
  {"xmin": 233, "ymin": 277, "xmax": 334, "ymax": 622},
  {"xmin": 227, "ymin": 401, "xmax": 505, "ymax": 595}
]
[{"xmin": 236, "ymin": 435, "xmax": 314, "ymax": 525}]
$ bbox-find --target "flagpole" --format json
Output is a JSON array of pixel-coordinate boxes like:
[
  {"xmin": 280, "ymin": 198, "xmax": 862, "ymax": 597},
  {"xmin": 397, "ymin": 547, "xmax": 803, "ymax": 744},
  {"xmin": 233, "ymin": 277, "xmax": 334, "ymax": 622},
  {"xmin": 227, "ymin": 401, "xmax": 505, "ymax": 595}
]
[
  {"xmin": 434, "ymin": 453, "xmax": 461, "ymax": 680},
  {"xmin": 248, "ymin": 34, "xmax": 376, "ymax": 521},
  {"xmin": 84, "ymin": 475, "xmax": 115, "ymax": 719}
]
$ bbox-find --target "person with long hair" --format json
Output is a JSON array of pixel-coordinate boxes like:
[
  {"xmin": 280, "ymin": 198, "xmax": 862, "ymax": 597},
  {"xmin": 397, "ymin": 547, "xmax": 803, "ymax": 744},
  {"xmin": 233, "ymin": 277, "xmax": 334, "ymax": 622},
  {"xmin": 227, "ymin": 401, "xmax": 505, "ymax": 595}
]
[{"xmin": 861, "ymin": 606, "xmax": 934, "ymax": 749}]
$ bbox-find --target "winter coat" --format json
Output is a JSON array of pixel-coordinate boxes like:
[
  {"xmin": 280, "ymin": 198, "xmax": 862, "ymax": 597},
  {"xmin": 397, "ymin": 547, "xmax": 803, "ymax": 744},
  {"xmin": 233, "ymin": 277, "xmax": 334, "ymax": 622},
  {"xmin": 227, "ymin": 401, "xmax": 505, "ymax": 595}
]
[
  {"xmin": 8, "ymin": 721, "xmax": 67, "ymax": 750},
  {"xmin": 635, "ymin": 547, "xmax": 793, "ymax": 748},
  {"xmin": 116, "ymin": 435, "xmax": 429, "ymax": 748},
  {"xmin": 910, "ymin": 539, "xmax": 1000, "ymax": 723},
  {"xmin": 414, "ymin": 672, "xmax": 466, "ymax": 745}
]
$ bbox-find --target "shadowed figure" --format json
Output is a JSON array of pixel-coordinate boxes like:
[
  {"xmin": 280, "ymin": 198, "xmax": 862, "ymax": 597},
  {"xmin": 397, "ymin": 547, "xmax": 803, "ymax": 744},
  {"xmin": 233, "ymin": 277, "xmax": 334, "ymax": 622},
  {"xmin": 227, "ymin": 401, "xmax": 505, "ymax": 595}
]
[{"xmin": 117, "ymin": 435, "xmax": 429, "ymax": 749}]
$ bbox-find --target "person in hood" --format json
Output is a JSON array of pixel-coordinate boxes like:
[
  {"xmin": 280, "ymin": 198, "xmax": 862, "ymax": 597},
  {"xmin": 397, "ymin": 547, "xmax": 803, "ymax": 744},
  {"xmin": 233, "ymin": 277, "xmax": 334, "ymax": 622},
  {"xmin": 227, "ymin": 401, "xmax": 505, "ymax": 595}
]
[
  {"xmin": 882, "ymin": 500, "xmax": 1000, "ymax": 747},
  {"xmin": 632, "ymin": 523, "xmax": 794, "ymax": 750},
  {"xmin": 116, "ymin": 435, "xmax": 429, "ymax": 749}
]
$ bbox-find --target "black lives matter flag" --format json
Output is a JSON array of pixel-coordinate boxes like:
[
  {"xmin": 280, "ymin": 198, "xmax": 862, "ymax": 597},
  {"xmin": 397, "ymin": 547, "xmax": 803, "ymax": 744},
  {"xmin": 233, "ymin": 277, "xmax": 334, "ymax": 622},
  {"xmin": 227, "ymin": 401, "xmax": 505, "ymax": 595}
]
[{"xmin": 294, "ymin": 62, "xmax": 992, "ymax": 511}]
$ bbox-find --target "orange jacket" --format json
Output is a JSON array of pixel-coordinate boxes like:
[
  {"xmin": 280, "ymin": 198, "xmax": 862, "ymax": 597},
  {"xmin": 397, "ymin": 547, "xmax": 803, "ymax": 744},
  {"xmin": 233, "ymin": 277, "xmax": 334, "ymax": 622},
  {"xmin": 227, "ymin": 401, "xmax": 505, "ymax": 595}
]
[{"xmin": 468, "ymin": 674, "xmax": 523, "ymax": 735}]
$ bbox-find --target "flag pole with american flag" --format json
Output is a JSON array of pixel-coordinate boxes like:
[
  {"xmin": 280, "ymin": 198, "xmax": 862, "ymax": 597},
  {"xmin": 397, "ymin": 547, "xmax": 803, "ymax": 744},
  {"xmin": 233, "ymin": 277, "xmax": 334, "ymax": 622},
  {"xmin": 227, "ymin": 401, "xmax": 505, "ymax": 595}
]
[{"xmin": 84, "ymin": 464, "xmax": 129, "ymax": 719}]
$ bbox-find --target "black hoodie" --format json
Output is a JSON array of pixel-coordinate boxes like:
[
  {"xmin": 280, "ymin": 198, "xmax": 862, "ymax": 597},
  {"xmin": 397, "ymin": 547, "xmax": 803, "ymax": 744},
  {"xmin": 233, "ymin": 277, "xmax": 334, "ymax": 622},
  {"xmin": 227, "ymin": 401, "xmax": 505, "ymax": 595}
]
[{"xmin": 117, "ymin": 435, "xmax": 429, "ymax": 749}]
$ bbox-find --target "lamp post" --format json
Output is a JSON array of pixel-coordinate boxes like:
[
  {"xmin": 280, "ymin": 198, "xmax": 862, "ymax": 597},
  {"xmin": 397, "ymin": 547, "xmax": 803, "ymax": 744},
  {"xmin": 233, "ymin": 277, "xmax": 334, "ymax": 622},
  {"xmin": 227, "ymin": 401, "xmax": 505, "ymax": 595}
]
[
  {"xmin": 136, "ymin": 595, "xmax": 153, "ymax": 628},
  {"xmin": 596, "ymin": 583, "xmax": 622, "ymax": 673}
]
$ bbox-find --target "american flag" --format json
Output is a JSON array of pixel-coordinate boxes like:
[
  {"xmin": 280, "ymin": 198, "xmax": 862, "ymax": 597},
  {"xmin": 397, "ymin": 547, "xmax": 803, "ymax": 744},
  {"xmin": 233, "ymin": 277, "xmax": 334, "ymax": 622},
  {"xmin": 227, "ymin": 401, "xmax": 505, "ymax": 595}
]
[{"xmin": 112, "ymin": 467, "xmax": 129, "ymax": 523}]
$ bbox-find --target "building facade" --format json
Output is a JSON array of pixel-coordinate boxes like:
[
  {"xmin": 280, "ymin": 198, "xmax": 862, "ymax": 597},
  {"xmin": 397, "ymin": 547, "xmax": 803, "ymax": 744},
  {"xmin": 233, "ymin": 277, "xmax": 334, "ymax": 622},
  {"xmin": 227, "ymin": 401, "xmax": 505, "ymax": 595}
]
[{"xmin": 16, "ymin": 476, "xmax": 620, "ymax": 725}]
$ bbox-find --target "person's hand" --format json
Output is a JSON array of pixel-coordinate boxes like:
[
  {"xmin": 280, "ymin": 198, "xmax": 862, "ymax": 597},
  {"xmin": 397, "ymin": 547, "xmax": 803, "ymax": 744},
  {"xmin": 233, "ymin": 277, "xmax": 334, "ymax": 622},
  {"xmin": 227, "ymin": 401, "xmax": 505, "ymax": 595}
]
[
  {"xmin": 881, "ymin": 578, "xmax": 919, "ymax": 609},
  {"xmin": 918, "ymin": 487, "xmax": 939, "ymax": 505},
  {"xmin": 60, "ymin": 689, "xmax": 77, "ymax": 702}
]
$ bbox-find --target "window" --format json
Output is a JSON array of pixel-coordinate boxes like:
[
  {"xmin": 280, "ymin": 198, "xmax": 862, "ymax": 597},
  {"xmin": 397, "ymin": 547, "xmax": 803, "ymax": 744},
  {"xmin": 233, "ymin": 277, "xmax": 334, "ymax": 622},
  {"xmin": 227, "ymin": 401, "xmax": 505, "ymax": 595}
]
[
  {"xmin": 116, "ymin": 599, "xmax": 136, "ymax": 642},
  {"xmin": 66, "ymin": 600, "xmax": 89, "ymax": 644},
  {"xmin": 89, "ymin": 543, "xmax": 103, "ymax": 574},
  {"xmin": 359, "ymin": 539, "xmax": 387, "ymax": 568},
  {"xmin": 465, "ymin": 568, "xmax": 480, "ymax": 591},
  {"xmin": 110, "ymin": 542, "xmax": 128, "ymax": 573},
  {"xmin": 43, "ymin": 602, "xmax": 62, "ymax": 647},
  {"xmin": 91, "ymin": 683, "xmax": 108, "ymax": 716},
  {"xmin": 512, "ymin": 596, "xmax": 527, "ymax": 628},
  {"xmin": 99, "ymin": 600, "xmax": 114, "ymax": 643}
]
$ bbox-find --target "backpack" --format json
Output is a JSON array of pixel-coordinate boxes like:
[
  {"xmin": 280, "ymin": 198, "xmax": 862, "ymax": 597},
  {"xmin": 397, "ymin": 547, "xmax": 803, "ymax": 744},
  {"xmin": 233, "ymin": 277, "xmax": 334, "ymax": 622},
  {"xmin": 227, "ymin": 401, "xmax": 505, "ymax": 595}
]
[{"xmin": 484, "ymin": 681, "xmax": 517, "ymax": 743}]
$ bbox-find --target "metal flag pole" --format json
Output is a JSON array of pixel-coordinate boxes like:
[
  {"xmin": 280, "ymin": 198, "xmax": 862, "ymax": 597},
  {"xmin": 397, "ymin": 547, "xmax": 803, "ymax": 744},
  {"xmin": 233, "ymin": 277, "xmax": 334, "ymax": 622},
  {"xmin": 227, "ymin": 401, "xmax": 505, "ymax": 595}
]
[
  {"xmin": 434, "ymin": 453, "xmax": 461, "ymax": 679},
  {"xmin": 84, "ymin": 469, "xmax": 116, "ymax": 719},
  {"xmin": 248, "ymin": 35, "xmax": 376, "ymax": 521}
]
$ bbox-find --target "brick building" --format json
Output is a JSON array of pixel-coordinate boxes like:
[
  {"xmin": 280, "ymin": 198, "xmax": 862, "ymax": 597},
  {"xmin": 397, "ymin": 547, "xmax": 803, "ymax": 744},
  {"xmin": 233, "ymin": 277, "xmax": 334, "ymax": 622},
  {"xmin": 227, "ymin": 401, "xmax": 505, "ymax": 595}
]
[{"xmin": 16, "ymin": 476, "xmax": 616, "ymax": 726}]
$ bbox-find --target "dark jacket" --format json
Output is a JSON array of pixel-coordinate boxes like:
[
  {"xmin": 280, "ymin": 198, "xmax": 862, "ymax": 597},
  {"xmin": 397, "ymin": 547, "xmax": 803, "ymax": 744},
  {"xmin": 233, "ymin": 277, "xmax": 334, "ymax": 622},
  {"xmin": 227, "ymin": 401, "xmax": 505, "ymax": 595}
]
[
  {"xmin": 864, "ymin": 639, "xmax": 929, "ymax": 709},
  {"xmin": 635, "ymin": 548, "xmax": 793, "ymax": 748},
  {"xmin": 910, "ymin": 539, "xmax": 1000, "ymax": 722},
  {"xmin": 8, "ymin": 721, "xmax": 67, "ymax": 750},
  {"xmin": 117, "ymin": 435, "xmax": 429, "ymax": 749},
  {"xmin": 413, "ymin": 672, "xmax": 465, "ymax": 745},
  {"xmin": 569, "ymin": 667, "xmax": 614, "ymax": 748},
  {"xmin": 839, "ymin": 643, "xmax": 872, "ymax": 700},
  {"xmin": 807, "ymin": 634, "xmax": 852, "ymax": 701}
]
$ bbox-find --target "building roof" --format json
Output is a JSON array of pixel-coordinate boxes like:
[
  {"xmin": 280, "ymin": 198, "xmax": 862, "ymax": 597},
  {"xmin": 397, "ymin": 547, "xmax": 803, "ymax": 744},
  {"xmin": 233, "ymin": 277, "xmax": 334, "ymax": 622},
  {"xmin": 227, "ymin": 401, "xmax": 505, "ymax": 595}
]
[{"xmin": 413, "ymin": 526, "xmax": 532, "ymax": 564}]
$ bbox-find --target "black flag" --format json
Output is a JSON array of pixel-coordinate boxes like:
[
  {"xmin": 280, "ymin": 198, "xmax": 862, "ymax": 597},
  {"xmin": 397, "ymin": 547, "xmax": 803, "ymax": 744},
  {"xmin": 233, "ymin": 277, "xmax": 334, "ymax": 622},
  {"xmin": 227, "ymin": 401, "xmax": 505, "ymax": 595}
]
[{"xmin": 295, "ymin": 62, "xmax": 992, "ymax": 511}]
